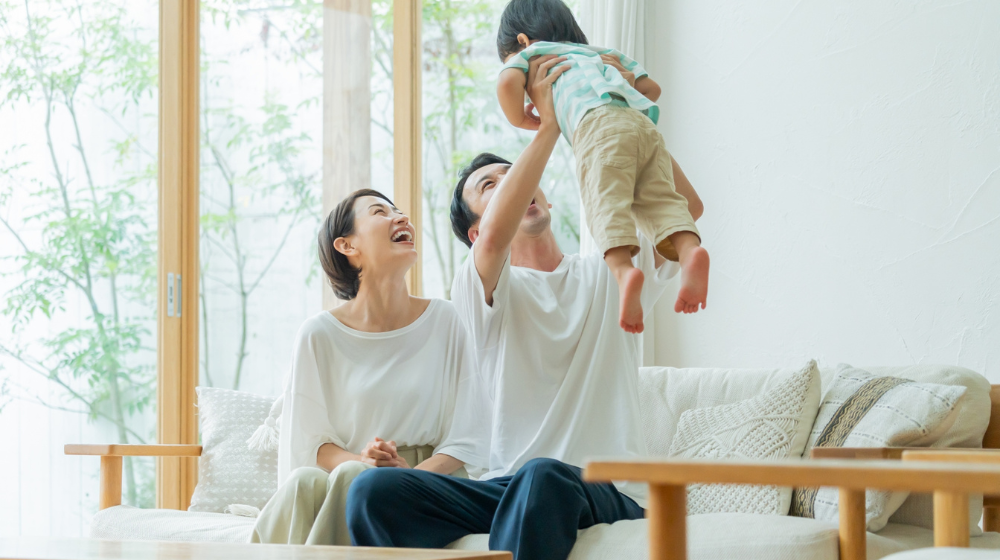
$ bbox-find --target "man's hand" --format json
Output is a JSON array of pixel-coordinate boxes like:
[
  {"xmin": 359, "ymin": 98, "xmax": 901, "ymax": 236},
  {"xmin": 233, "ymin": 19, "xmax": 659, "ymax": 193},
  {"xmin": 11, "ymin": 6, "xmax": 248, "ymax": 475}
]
[
  {"xmin": 601, "ymin": 54, "xmax": 635, "ymax": 87},
  {"xmin": 525, "ymin": 55, "xmax": 568, "ymax": 131}
]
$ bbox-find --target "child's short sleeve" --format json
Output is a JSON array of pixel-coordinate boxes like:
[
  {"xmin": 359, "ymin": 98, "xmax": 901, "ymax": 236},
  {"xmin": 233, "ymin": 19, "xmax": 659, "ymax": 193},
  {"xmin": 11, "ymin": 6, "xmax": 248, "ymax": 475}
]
[
  {"xmin": 603, "ymin": 48, "xmax": 649, "ymax": 80},
  {"xmin": 501, "ymin": 51, "xmax": 532, "ymax": 73}
]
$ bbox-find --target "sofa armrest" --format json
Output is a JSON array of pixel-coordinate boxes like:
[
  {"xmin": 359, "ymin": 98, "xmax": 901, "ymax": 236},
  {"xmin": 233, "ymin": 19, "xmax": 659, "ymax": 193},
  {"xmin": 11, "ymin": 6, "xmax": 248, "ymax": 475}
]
[
  {"xmin": 65, "ymin": 444, "xmax": 202, "ymax": 510},
  {"xmin": 585, "ymin": 458, "xmax": 1000, "ymax": 560},
  {"xmin": 65, "ymin": 444, "xmax": 203, "ymax": 457}
]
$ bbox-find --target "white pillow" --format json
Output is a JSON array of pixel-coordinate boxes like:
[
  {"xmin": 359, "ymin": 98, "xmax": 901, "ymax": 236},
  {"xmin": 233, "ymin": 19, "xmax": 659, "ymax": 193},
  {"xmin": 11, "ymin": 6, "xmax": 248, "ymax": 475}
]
[
  {"xmin": 792, "ymin": 364, "xmax": 967, "ymax": 531},
  {"xmin": 668, "ymin": 360, "xmax": 821, "ymax": 515},
  {"xmin": 188, "ymin": 387, "xmax": 279, "ymax": 513}
]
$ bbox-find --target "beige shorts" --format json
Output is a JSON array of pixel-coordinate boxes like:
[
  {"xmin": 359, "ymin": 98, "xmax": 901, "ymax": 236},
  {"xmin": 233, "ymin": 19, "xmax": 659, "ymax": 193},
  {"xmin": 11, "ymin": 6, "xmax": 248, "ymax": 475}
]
[{"xmin": 573, "ymin": 104, "xmax": 699, "ymax": 260}]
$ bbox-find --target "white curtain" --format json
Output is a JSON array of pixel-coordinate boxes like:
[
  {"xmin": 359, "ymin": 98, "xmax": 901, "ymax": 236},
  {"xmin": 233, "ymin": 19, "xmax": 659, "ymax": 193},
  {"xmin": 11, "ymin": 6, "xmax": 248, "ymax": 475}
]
[{"xmin": 576, "ymin": 0, "xmax": 657, "ymax": 366}]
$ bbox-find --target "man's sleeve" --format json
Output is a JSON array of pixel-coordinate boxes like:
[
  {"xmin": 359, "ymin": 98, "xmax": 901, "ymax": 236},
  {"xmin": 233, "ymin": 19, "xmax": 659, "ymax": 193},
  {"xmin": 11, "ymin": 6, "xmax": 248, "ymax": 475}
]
[
  {"xmin": 450, "ymin": 248, "xmax": 511, "ymax": 349},
  {"xmin": 433, "ymin": 315, "xmax": 492, "ymax": 469},
  {"xmin": 636, "ymin": 234, "xmax": 679, "ymax": 310}
]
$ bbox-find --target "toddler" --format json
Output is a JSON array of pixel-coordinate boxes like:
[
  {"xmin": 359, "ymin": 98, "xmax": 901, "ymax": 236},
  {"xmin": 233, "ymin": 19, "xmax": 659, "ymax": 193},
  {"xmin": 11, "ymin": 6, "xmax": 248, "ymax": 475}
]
[{"xmin": 496, "ymin": 0, "xmax": 710, "ymax": 333}]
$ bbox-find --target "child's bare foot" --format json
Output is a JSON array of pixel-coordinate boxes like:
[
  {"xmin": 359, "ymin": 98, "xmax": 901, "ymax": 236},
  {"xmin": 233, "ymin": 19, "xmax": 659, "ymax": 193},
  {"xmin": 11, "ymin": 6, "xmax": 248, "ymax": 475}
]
[
  {"xmin": 675, "ymin": 246, "xmax": 709, "ymax": 314},
  {"xmin": 619, "ymin": 268, "xmax": 645, "ymax": 333}
]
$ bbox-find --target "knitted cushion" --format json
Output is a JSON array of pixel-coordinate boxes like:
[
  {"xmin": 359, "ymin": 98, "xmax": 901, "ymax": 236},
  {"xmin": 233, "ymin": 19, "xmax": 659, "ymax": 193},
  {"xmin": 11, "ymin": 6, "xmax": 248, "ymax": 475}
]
[
  {"xmin": 668, "ymin": 360, "xmax": 821, "ymax": 515},
  {"xmin": 791, "ymin": 364, "xmax": 967, "ymax": 532},
  {"xmin": 188, "ymin": 387, "xmax": 279, "ymax": 513}
]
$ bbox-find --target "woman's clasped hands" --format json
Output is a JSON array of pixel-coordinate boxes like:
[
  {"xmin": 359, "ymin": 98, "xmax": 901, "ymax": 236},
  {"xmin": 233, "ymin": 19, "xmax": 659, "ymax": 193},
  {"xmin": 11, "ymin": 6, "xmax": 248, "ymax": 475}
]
[{"xmin": 360, "ymin": 436, "xmax": 410, "ymax": 468}]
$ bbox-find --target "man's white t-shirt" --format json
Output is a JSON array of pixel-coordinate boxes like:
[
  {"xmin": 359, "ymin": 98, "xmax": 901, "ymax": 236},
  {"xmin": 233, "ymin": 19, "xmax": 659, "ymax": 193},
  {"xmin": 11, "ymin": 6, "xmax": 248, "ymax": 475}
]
[
  {"xmin": 278, "ymin": 299, "xmax": 489, "ymax": 483},
  {"xmin": 451, "ymin": 240, "xmax": 678, "ymax": 508}
]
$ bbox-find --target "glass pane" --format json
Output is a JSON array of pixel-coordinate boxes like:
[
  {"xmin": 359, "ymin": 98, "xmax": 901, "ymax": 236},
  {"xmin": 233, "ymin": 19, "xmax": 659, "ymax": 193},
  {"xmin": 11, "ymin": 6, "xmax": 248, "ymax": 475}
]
[
  {"xmin": 199, "ymin": 0, "xmax": 389, "ymax": 394},
  {"xmin": 0, "ymin": 0, "xmax": 159, "ymax": 536},
  {"xmin": 420, "ymin": 0, "xmax": 581, "ymax": 299}
]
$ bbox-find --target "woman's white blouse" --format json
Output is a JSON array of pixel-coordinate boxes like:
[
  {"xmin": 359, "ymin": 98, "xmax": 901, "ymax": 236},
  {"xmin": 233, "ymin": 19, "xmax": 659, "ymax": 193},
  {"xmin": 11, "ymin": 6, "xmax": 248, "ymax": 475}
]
[{"xmin": 277, "ymin": 299, "xmax": 488, "ymax": 483}]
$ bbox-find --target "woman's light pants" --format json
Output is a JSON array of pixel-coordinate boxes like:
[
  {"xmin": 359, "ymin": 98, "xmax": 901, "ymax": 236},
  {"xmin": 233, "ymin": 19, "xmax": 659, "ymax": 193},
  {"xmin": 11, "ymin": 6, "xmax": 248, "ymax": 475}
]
[{"xmin": 252, "ymin": 461, "xmax": 372, "ymax": 546}]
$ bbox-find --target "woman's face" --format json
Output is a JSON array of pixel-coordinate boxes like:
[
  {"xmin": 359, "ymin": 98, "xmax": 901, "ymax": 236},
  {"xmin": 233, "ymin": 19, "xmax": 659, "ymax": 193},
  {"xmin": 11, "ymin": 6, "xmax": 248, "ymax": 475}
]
[{"xmin": 337, "ymin": 195, "xmax": 417, "ymax": 277}]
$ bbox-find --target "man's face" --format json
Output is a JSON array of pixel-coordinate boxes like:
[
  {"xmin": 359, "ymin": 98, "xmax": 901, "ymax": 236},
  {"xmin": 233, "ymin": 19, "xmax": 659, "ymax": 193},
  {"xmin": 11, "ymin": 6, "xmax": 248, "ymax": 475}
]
[{"xmin": 462, "ymin": 163, "xmax": 553, "ymax": 244}]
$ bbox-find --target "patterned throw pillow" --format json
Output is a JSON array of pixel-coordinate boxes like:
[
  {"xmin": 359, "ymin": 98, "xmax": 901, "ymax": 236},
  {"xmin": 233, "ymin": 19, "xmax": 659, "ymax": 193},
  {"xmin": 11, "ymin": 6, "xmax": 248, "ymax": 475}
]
[
  {"xmin": 188, "ymin": 387, "xmax": 279, "ymax": 513},
  {"xmin": 790, "ymin": 364, "xmax": 967, "ymax": 531},
  {"xmin": 668, "ymin": 360, "xmax": 821, "ymax": 515}
]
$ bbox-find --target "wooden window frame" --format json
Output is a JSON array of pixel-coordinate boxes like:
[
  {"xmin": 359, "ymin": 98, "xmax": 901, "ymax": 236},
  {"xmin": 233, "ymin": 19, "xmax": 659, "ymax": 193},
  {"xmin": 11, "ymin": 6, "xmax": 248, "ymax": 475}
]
[{"xmin": 156, "ymin": 0, "xmax": 422, "ymax": 507}]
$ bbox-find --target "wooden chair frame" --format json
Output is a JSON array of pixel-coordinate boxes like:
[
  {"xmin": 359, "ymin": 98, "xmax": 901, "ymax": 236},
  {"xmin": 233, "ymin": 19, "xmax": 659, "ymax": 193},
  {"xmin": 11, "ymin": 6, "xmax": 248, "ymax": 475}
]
[{"xmin": 584, "ymin": 384, "xmax": 1000, "ymax": 560}]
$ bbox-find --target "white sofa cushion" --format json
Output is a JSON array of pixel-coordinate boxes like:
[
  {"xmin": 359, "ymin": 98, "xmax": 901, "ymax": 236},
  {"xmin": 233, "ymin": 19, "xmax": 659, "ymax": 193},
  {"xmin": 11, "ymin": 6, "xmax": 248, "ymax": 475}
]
[
  {"xmin": 793, "ymin": 364, "xmax": 967, "ymax": 532},
  {"xmin": 638, "ymin": 362, "xmax": 825, "ymax": 457},
  {"xmin": 447, "ymin": 515, "xmax": 1000, "ymax": 560},
  {"xmin": 188, "ymin": 387, "xmax": 279, "ymax": 513},
  {"xmin": 90, "ymin": 505, "xmax": 255, "ymax": 542},
  {"xmin": 668, "ymin": 360, "xmax": 820, "ymax": 515},
  {"xmin": 881, "ymin": 549, "xmax": 1000, "ymax": 560}
]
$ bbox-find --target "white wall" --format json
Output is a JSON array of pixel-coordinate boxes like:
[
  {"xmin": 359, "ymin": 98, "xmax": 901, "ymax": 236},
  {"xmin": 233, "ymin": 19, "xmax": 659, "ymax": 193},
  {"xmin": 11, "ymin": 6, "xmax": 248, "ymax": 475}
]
[{"xmin": 645, "ymin": 1, "xmax": 1000, "ymax": 380}]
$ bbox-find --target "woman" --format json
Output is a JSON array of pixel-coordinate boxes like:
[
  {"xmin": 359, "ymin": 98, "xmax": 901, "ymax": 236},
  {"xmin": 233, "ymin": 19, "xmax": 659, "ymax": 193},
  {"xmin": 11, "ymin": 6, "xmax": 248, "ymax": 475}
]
[{"xmin": 251, "ymin": 188, "xmax": 488, "ymax": 546}]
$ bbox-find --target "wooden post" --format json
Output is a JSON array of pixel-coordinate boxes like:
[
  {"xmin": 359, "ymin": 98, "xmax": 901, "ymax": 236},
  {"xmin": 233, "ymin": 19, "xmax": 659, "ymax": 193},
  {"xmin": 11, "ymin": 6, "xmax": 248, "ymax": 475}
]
[
  {"xmin": 322, "ymin": 0, "xmax": 373, "ymax": 309},
  {"xmin": 393, "ymin": 0, "xmax": 422, "ymax": 297},
  {"xmin": 99, "ymin": 456, "xmax": 123, "ymax": 510},
  {"xmin": 647, "ymin": 484, "xmax": 686, "ymax": 560},
  {"xmin": 838, "ymin": 488, "xmax": 866, "ymax": 560},
  {"xmin": 934, "ymin": 491, "xmax": 970, "ymax": 547},
  {"xmin": 984, "ymin": 501, "xmax": 1000, "ymax": 533},
  {"xmin": 158, "ymin": 0, "xmax": 200, "ymax": 511}
]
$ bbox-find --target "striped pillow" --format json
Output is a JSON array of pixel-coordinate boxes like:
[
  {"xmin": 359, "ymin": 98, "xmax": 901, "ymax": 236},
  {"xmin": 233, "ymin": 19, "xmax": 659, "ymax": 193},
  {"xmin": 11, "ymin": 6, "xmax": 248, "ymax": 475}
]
[{"xmin": 791, "ymin": 364, "xmax": 966, "ymax": 531}]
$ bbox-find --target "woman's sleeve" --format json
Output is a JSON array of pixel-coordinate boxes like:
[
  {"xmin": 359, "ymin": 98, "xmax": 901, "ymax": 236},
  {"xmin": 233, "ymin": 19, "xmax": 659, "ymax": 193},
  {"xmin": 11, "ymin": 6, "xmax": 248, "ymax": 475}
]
[
  {"xmin": 432, "ymin": 316, "xmax": 491, "ymax": 470},
  {"xmin": 276, "ymin": 324, "xmax": 347, "ymax": 484}
]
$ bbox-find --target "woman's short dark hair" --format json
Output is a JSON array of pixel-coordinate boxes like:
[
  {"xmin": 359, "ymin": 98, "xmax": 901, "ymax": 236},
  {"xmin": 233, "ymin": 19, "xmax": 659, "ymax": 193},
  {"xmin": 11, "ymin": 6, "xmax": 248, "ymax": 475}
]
[
  {"xmin": 319, "ymin": 188, "xmax": 394, "ymax": 300},
  {"xmin": 450, "ymin": 152, "xmax": 512, "ymax": 248},
  {"xmin": 497, "ymin": 0, "xmax": 588, "ymax": 62}
]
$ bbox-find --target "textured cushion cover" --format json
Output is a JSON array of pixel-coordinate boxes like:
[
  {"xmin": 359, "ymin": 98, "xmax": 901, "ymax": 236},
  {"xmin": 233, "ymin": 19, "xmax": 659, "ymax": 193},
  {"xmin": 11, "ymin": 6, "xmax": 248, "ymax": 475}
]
[
  {"xmin": 793, "ymin": 365, "xmax": 967, "ymax": 532},
  {"xmin": 855, "ymin": 365, "xmax": 992, "ymax": 537},
  {"xmin": 188, "ymin": 387, "xmax": 279, "ymax": 512},
  {"xmin": 447, "ymin": 515, "xmax": 1000, "ymax": 560},
  {"xmin": 90, "ymin": 505, "xmax": 255, "ymax": 542},
  {"xmin": 638, "ymin": 363, "xmax": 826, "ymax": 457},
  {"xmin": 668, "ymin": 360, "xmax": 820, "ymax": 515}
]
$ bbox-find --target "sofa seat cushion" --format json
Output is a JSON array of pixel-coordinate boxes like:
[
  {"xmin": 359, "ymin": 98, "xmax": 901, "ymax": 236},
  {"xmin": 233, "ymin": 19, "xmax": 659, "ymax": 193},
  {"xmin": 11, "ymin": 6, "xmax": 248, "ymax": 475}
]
[
  {"xmin": 882, "ymin": 548, "xmax": 1000, "ymax": 560},
  {"xmin": 90, "ymin": 505, "xmax": 255, "ymax": 543},
  {"xmin": 449, "ymin": 514, "xmax": 1000, "ymax": 560}
]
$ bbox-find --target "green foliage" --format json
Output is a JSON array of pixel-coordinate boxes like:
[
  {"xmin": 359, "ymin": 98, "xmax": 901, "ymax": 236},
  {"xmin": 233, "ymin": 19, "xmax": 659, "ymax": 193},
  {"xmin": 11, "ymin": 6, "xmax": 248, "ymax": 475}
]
[{"xmin": 0, "ymin": 0, "xmax": 158, "ymax": 508}]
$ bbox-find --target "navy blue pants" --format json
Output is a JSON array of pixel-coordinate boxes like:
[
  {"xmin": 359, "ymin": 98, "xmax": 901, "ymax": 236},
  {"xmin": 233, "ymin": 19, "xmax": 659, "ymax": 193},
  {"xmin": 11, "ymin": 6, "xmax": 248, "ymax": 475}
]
[{"xmin": 345, "ymin": 457, "xmax": 644, "ymax": 560}]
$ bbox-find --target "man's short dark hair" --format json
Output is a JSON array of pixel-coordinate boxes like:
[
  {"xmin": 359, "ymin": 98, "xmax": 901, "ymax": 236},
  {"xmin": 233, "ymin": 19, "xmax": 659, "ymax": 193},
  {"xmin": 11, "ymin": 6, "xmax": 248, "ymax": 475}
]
[
  {"xmin": 319, "ymin": 188, "xmax": 394, "ymax": 300},
  {"xmin": 450, "ymin": 152, "xmax": 512, "ymax": 248}
]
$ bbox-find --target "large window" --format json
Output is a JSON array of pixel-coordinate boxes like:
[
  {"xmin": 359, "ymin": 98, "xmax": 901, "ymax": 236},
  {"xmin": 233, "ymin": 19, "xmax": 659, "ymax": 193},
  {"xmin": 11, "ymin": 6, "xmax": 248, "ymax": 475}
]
[
  {"xmin": 419, "ymin": 0, "xmax": 581, "ymax": 299},
  {"xmin": 0, "ymin": 0, "xmax": 160, "ymax": 535},
  {"xmin": 198, "ymin": 0, "xmax": 393, "ymax": 394}
]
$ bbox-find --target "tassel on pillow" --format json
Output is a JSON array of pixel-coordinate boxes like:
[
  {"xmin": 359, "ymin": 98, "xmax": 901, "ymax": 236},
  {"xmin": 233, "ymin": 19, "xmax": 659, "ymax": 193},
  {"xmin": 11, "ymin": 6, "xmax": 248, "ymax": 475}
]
[{"xmin": 247, "ymin": 394, "xmax": 283, "ymax": 453}]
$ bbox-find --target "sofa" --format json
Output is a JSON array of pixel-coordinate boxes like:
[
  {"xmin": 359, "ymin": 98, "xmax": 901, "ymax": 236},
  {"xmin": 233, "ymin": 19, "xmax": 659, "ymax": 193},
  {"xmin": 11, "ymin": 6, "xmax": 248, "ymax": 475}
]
[{"xmin": 77, "ymin": 363, "xmax": 1000, "ymax": 560}]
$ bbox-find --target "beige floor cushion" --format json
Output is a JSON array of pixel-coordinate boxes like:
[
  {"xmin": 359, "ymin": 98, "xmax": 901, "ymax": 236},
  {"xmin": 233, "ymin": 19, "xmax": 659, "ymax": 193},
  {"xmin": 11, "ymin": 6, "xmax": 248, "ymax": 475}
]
[{"xmin": 881, "ymin": 548, "xmax": 1000, "ymax": 560}]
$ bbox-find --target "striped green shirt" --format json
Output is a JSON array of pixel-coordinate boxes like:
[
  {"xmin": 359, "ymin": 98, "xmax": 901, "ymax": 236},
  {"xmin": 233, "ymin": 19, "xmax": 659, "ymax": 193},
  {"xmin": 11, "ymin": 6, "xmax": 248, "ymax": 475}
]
[{"xmin": 501, "ymin": 41, "xmax": 659, "ymax": 143}]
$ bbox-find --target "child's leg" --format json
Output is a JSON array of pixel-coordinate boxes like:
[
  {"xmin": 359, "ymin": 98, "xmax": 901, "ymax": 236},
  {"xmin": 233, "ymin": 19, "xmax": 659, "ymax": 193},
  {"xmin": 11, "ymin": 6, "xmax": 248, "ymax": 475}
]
[
  {"xmin": 630, "ymin": 118, "xmax": 710, "ymax": 313},
  {"xmin": 605, "ymin": 246, "xmax": 645, "ymax": 333},
  {"xmin": 573, "ymin": 106, "xmax": 646, "ymax": 331},
  {"xmin": 667, "ymin": 231, "xmax": 710, "ymax": 314}
]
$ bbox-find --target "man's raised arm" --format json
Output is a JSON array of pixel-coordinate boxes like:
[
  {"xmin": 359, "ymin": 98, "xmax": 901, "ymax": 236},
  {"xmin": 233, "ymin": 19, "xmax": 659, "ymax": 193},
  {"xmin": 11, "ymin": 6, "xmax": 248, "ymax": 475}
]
[{"xmin": 473, "ymin": 56, "xmax": 567, "ymax": 304}]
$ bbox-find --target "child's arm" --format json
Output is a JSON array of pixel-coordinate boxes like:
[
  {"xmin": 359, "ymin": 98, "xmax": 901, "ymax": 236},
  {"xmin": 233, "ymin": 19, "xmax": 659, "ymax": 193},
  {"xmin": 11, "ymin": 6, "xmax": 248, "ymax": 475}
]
[{"xmin": 498, "ymin": 67, "xmax": 540, "ymax": 131}]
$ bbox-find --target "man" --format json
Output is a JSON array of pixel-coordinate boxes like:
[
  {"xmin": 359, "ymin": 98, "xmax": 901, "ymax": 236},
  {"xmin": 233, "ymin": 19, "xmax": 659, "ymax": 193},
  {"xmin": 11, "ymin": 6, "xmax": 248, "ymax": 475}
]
[{"xmin": 345, "ymin": 54, "xmax": 703, "ymax": 560}]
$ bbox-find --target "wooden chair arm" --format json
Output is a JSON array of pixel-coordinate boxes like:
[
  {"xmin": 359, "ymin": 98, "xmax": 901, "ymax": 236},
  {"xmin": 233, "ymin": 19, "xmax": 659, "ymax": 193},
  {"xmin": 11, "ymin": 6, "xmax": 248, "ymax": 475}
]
[
  {"xmin": 810, "ymin": 447, "xmax": 915, "ymax": 460},
  {"xmin": 64, "ymin": 444, "xmax": 203, "ymax": 457},
  {"xmin": 65, "ymin": 444, "xmax": 202, "ymax": 510},
  {"xmin": 585, "ymin": 458, "xmax": 1000, "ymax": 560}
]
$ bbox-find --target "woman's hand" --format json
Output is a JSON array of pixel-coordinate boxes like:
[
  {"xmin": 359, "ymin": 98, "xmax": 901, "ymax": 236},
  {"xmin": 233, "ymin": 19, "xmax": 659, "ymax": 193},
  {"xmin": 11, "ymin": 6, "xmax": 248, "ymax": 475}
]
[
  {"xmin": 525, "ymin": 55, "xmax": 569, "ymax": 133},
  {"xmin": 360, "ymin": 437, "xmax": 411, "ymax": 468},
  {"xmin": 600, "ymin": 54, "xmax": 635, "ymax": 88}
]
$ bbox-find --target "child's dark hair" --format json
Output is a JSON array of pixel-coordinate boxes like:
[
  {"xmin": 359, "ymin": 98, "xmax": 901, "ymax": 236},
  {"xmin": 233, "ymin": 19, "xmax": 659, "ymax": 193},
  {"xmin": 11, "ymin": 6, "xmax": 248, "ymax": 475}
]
[{"xmin": 497, "ymin": 0, "xmax": 588, "ymax": 62}]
